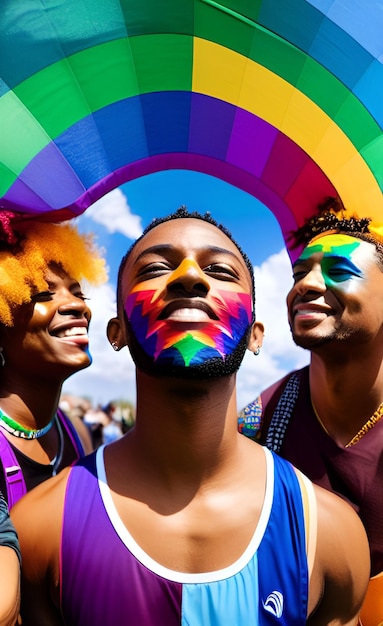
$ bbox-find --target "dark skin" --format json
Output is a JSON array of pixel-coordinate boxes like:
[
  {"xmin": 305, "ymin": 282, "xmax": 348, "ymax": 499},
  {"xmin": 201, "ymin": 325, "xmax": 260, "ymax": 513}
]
[
  {"xmin": 12, "ymin": 220, "xmax": 370, "ymax": 625},
  {"xmin": 0, "ymin": 263, "xmax": 93, "ymax": 465},
  {"xmin": 0, "ymin": 546, "xmax": 19, "ymax": 626},
  {"xmin": 287, "ymin": 234, "xmax": 383, "ymax": 445},
  {"xmin": 285, "ymin": 232, "xmax": 383, "ymax": 623}
]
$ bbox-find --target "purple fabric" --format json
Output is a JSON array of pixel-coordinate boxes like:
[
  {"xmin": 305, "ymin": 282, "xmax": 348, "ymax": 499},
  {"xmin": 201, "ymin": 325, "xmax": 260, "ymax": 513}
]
[
  {"xmin": 61, "ymin": 453, "xmax": 182, "ymax": 625},
  {"xmin": 3, "ymin": 92, "xmax": 336, "ymax": 237},
  {"xmin": 226, "ymin": 109, "xmax": 278, "ymax": 177},
  {"xmin": 60, "ymin": 449, "xmax": 309, "ymax": 625}
]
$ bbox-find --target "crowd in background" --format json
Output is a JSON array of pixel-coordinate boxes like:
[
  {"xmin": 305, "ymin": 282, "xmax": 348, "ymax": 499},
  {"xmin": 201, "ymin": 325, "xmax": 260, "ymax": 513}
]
[{"xmin": 60, "ymin": 395, "xmax": 135, "ymax": 449}]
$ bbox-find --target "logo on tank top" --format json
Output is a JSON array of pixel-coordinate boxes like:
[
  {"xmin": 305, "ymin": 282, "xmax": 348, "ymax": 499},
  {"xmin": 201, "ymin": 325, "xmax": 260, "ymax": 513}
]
[{"xmin": 263, "ymin": 590, "xmax": 284, "ymax": 618}]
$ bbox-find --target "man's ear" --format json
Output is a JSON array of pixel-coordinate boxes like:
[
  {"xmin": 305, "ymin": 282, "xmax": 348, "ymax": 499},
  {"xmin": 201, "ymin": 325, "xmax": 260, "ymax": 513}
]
[
  {"xmin": 247, "ymin": 321, "xmax": 265, "ymax": 355},
  {"xmin": 107, "ymin": 317, "xmax": 126, "ymax": 351}
]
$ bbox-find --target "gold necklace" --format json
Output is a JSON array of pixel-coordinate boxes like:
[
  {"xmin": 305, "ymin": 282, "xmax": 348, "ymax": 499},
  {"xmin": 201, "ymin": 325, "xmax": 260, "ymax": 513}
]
[
  {"xmin": 345, "ymin": 402, "xmax": 383, "ymax": 447},
  {"xmin": 312, "ymin": 401, "xmax": 383, "ymax": 448}
]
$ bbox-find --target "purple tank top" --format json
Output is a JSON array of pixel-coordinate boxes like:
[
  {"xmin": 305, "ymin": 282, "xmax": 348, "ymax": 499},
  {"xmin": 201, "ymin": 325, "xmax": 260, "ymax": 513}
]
[{"xmin": 60, "ymin": 446, "xmax": 310, "ymax": 625}]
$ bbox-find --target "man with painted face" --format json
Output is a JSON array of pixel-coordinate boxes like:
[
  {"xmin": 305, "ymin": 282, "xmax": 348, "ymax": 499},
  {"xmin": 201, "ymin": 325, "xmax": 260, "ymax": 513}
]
[
  {"xmin": 12, "ymin": 207, "xmax": 369, "ymax": 626},
  {"xmin": 238, "ymin": 198, "xmax": 383, "ymax": 625}
]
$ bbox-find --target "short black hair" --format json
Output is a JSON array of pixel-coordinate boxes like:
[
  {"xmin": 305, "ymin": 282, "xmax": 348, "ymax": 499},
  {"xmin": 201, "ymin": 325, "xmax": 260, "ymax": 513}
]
[
  {"xmin": 290, "ymin": 196, "xmax": 383, "ymax": 270},
  {"xmin": 116, "ymin": 206, "xmax": 255, "ymax": 315}
]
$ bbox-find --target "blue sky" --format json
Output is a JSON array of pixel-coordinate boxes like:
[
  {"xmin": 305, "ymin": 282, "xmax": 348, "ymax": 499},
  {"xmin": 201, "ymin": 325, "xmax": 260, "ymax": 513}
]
[{"xmin": 62, "ymin": 170, "xmax": 309, "ymax": 409}]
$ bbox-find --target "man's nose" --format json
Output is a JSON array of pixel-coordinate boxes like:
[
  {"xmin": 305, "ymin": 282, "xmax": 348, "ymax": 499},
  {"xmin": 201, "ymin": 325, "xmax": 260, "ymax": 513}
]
[
  {"xmin": 166, "ymin": 259, "xmax": 210, "ymax": 294},
  {"xmin": 295, "ymin": 265, "xmax": 326, "ymax": 296}
]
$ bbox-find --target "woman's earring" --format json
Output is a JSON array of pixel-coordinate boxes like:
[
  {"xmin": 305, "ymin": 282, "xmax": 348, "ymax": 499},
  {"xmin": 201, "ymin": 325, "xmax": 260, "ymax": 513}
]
[
  {"xmin": 253, "ymin": 347, "xmax": 261, "ymax": 356},
  {"xmin": 111, "ymin": 342, "xmax": 119, "ymax": 352},
  {"xmin": 0, "ymin": 348, "xmax": 5, "ymax": 367}
]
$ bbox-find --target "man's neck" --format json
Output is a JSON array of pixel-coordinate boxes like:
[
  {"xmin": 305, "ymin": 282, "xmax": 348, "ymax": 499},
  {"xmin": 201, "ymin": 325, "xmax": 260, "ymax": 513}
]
[
  {"xmin": 124, "ymin": 370, "xmax": 243, "ymax": 489},
  {"xmin": 309, "ymin": 350, "xmax": 383, "ymax": 444}
]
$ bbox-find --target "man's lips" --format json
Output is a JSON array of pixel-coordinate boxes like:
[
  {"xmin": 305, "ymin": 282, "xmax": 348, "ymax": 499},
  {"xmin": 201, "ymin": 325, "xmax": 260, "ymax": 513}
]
[
  {"xmin": 158, "ymin": 300, "xmax": 218, "ymax": 322},
  {"xmin": 292, "ymin": 302, "xmax": 334, "ymax": 320}
]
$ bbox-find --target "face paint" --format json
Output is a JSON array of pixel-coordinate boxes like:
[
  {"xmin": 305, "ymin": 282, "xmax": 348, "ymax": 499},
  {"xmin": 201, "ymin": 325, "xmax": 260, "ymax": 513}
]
[
  {"xmin": 297, "ymin": 234, "xmax": 364, "ymax": 289},
  {"xmin": 125, "ymin": 287, "xmax": 252, "ymax": 368}
]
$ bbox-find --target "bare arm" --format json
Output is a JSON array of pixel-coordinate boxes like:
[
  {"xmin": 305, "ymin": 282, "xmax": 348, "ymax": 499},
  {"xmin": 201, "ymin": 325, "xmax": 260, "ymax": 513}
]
[
  {"xmin": 0, "ymin": 494, "xmax": 20, "ymax": 626},
  {"xmin": 308, "ymin": 485, "xmax": 370, "ymax": 625},
  {"xmin": 0, "ymin": 547, "xmax": 19, "ymax": 626},
  {"xmin": 11, "ymin": 473, "xmax": 69, "ymax": 626}
]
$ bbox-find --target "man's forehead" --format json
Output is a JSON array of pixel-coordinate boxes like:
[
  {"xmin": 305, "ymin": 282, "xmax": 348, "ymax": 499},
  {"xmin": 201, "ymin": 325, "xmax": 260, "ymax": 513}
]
[
  {"xmin": 299, "ymin": 233, "xmax": 366, "ymax": 261},
  {"xmin": 129, "ymin": 218, "xmax": 240, "ymax": 261}
]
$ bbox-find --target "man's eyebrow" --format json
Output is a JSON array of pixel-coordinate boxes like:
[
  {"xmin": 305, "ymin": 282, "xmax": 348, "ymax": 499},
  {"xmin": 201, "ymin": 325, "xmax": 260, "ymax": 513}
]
[
  {"xmin": 294, "ymin": 252, "xmax": 353, "ymax": 265},
  {"xmin": 134, "ymin": 244, "xmax": 240, "ymax": 263}
]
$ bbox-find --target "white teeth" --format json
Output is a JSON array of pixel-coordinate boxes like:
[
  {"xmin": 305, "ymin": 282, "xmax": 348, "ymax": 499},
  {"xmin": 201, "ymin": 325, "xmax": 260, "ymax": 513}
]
[
  {"xmin": 168, "ymin": 308, "xmax": 210, "ymax": 321},
  {"xmin": 58, "ymin": 327, "xmax": 87, "ymax": 338},
  {"xmin": 295, "ymin": 309, "xmax": 328, "ymax": 317}
]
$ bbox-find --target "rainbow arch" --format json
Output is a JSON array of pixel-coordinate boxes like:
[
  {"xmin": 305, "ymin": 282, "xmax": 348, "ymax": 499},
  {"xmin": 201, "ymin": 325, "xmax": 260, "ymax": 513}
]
[{"xmin": 0, "ymin": 0, "xmax": 382, "ymax": 254}]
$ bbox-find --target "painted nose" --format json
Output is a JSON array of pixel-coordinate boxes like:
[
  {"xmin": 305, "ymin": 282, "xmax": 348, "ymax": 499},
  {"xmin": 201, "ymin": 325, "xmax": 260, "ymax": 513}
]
[{"xmin": 166, "ymin": 258, "xmax": 210, "ymax": 294}]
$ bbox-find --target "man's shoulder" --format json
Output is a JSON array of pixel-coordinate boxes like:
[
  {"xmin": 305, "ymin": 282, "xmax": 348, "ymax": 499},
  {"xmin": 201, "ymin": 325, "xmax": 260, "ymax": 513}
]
[
  {"xmin": 313, "ymin": 480, "xmax": 369, "ymax": 572},
  {"xmin": 11, "ymin": 466, "xmax": 71, "ymax": 524},
  {"xmin": 315, "ymin": 480, "xmax": 370, "ymax": 571},
  {"xmin": 10, "ymin": 468, "xmax": 70, "ymax": 595},
  {"xmin": 307, "ymin": 480, "xmax": 370, "ymax": 621}
]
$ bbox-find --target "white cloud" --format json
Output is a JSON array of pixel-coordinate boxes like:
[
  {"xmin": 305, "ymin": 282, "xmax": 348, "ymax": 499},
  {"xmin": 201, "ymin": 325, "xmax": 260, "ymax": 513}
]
[
  {"xmin": 85, "ymin": 188, "xmax": 143, "ymax": 239},
  {"xmin": 62, "ymin": 282, "xmax": 137, "ymax": 406},
  {"xmin": 236, "ymin": 248, "xmax": 309, "ymax": 410},
  {"xmin": 63, "ymin": 248, "xmax": 309, "ymax": 410}
]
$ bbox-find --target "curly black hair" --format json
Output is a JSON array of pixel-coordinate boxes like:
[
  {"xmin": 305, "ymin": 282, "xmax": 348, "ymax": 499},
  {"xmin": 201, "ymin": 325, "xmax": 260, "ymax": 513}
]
[{"xmin": 290, "ymin": 197, "xmax": 383, "ymax": 269}]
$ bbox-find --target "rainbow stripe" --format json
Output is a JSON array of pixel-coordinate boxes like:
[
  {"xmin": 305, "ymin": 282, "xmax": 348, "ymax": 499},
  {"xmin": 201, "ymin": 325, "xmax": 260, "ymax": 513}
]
[{"xmin": 0, "ymin": 0, "xmax": 382, "ymax": 256}]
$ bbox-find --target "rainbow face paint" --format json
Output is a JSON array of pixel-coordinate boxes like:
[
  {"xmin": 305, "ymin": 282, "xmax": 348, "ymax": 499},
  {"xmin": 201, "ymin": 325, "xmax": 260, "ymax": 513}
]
[
  {"xmin": 125, "ymin": 287, "xmax": 252, "ymax": 368},
  {"xmin": 296, "ymin": 234, "xmax": 365, "ymax": 290}
]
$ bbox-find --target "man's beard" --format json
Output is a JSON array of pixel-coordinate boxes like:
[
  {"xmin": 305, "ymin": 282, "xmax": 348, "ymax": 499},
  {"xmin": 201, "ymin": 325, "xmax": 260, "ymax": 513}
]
[
  {"xmin": 291, "ymin": 333, "xmax": 333, "ymax": 351},
  {"xmin": 291, "ymin": 321, "xmax": 356, "ymax": 351},
  {"xmin": 126, "ymin": 318, "xmax": 252, "ymax": 380}
]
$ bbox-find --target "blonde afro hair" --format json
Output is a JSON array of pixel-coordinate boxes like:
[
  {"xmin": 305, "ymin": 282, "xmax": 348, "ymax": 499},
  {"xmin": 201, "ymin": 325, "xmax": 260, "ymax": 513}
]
[{"xmin": 0, "ymin": 212, "xmax": 107, "ymax": 326}]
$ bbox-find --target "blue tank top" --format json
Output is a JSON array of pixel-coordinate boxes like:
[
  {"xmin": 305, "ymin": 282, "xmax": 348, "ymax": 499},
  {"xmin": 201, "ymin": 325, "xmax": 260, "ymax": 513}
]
[{"xmin": 61, "ymin": 446, "xmax": 311, "ymax": 625}]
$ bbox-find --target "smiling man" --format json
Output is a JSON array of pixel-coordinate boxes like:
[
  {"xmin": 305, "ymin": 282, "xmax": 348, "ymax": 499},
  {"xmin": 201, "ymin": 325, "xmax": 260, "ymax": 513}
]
[
  {"xmin": 0, "ymin": 213, "xmax": 106, "ymax": 507},
  {"xmin": 239, "ymin": 199, "xmax": 383, "ymax": 625},
  {"xmin": 120, "ymin": 221, "xmax": 256, "ymax": 379},
  {"xmin": 12, "ymin": 207, "xmax": 369, "ymax": 626},
  {"xmin": 288, "ymin": 232, "xmax": 381, "ymax": 350}
]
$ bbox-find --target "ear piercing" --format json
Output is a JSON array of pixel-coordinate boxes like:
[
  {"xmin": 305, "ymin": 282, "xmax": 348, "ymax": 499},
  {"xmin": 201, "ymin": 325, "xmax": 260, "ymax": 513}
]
[
  {"xmin": 111, "ymin": 342, "xmax": 119, "ymax": 352},
  {"xmin": 253, "ymin": 347, "xmax": 261, "ymax": 356}
]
